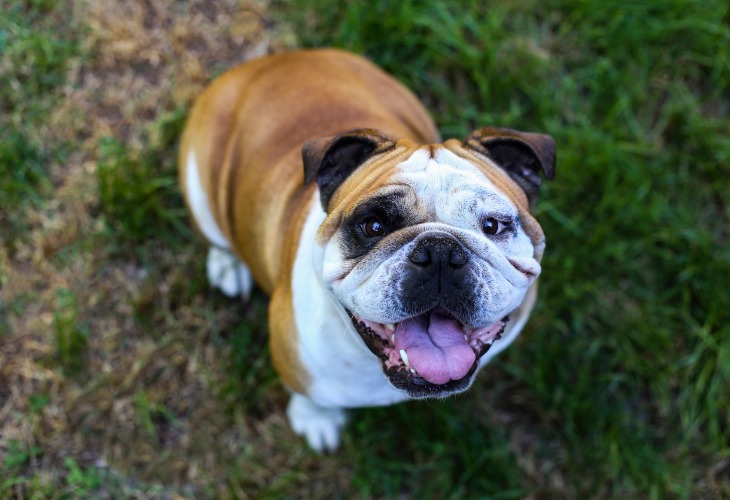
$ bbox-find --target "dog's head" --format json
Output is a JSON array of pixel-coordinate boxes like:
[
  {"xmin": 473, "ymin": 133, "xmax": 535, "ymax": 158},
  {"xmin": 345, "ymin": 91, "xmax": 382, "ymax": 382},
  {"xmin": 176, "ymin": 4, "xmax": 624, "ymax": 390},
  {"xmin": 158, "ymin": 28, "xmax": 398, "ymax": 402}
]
[{"xmin": 303, "ymin": 127, "xmax": 555, "ymax": 398}]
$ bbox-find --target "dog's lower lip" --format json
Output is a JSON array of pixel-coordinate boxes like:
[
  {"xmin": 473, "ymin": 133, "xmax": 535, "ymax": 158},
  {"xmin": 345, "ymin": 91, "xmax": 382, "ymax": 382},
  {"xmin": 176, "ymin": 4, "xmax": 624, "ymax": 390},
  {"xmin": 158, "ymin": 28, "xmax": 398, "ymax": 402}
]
[{"xmin": 349, "ymin": 308, "xmax": 507, "ymax": 391}]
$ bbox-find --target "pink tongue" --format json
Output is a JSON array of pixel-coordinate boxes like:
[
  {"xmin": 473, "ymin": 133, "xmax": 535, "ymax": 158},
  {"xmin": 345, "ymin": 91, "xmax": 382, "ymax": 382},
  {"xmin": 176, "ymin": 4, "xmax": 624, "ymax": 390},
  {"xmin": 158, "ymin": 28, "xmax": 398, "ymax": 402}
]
[{"xmin": 394, "ymin": 311, "xmax": 476, "ymax": 385}]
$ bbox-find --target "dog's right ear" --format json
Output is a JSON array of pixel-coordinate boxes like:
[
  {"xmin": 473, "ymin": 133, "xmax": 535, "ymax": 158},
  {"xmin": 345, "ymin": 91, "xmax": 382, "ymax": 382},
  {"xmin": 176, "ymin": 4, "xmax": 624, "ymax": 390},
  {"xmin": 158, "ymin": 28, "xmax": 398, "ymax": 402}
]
[
  {"xmin": 465, "ymin": 127, "xmax": 556, "ymax": 209},
  {"xmin": 303, "ymin": 128, "xmax": 395, "ymax": 210}
]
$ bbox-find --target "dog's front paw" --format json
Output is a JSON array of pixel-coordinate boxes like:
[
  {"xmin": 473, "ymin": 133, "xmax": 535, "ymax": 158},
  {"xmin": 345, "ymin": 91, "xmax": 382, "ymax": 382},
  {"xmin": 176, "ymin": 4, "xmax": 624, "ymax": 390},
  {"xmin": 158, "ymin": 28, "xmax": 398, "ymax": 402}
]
[
  {"xmin": 286, "ymin": 393, "xmax": 347, "ymax": 452},
  {"xmin": 206, "ymin": 246, "xmax": 253, "ymax": 299}
]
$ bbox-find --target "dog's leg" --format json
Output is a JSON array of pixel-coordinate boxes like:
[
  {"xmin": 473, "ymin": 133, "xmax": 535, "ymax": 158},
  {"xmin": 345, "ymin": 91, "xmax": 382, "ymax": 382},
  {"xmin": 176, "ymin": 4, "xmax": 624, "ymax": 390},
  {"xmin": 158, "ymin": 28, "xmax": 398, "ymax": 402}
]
[
  {"xmin": 206, "ymin": 247, "xmax": 254, "ymax": 300},
  {"xmin": 184, "ymin": 150, "xmax": 254, "ymax": 300},
  {"xmin": 286, "ymin": 393, "xmax": 347, "ymax": 452}
]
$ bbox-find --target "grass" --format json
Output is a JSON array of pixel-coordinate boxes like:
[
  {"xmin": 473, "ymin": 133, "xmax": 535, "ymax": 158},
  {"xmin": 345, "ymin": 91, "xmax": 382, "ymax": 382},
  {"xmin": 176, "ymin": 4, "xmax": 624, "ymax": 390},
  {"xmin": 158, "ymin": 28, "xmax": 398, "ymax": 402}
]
[
  {"xmin": 277, "ymin": 0, "xmax": 730, "ymax": 496},
  {"xmin": 53, "ymin": 288, "xmax": 89, "ymax": 375},
  {"xmin": 1, "ymin": 0, "xmax": 728, "ymax": 497},
  {"xmin": 96, "ymin": 108, "xmax": 192, "ymax": 252}
]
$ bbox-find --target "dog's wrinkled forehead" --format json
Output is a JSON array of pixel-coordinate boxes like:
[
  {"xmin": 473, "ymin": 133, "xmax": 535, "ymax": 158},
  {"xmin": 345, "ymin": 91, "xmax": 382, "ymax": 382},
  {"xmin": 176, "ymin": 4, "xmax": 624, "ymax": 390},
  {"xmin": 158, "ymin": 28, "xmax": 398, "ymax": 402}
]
[
  {"xmin": 318, "ymin": 140, "xmax": 546, "ymax": 259},
  {"xmin": 392, "ymin": 147, "xmax": 518, "ymax": 218}
]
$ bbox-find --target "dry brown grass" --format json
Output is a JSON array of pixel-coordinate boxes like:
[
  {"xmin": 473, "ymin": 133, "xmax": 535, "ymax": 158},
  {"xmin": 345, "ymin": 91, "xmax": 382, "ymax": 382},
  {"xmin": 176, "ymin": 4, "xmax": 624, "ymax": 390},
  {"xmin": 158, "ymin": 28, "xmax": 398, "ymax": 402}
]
[{"xmin": 1, "ymin": 1, "xmax": 353, "ymax": 495}]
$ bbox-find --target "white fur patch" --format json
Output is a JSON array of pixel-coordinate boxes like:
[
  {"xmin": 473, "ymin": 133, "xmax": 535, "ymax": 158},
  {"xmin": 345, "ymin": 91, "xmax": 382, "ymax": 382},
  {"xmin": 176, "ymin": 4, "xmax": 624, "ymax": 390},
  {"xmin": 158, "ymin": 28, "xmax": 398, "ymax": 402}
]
[
  {"xmin": 286, "ymin": 393, "xmax": 347, "ymax": 452},
  {"xmin": 206, "ymin": 246, "xmax": 253, "ymax": 299},
  {"xmin": 479, "ymin": 284, "xmax": 538, "ymax": 367},
  {"xmin": 185, "ymin": 150, "xmax": 229, "ymax": 249}
]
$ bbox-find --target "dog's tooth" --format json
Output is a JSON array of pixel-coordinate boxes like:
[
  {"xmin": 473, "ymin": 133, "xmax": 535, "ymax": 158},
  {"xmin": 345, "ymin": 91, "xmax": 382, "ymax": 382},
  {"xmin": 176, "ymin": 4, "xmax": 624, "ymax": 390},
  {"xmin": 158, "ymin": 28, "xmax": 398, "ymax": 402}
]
[
  {"xmin": 386, "ymin": 323, "xmax": 395, "ymax": 331},
  {"xmin": 410, "ymin": 368, "xmax": 416, "ymax": 374},
  {"xmin": 391, "ymin": 334, "xmax": 395, "ymax": 344},
  {"xmin": 399, "ymin": 349, "xmax": 410, "ymax": 366}
]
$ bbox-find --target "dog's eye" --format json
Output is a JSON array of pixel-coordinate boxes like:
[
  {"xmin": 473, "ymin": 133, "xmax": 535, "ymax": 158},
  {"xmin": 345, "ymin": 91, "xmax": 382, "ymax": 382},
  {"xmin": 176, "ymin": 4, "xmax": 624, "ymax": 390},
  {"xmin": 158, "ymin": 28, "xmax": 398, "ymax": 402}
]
[
  {"xmin": 361, "ymin": 217, "xmax": 385, "ymax": 238},
  {"xmin": 482, "ymin": 217, "xmax": 507, "ymax": 236}
]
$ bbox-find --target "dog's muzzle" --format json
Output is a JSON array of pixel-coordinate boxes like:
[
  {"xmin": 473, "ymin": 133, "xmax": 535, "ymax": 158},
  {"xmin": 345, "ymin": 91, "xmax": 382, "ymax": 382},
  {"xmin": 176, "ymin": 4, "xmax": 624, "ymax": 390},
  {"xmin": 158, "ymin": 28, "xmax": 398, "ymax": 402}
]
[{"xmin": 348, "ymin": 233, "xmax": 510, "ymax": 398}]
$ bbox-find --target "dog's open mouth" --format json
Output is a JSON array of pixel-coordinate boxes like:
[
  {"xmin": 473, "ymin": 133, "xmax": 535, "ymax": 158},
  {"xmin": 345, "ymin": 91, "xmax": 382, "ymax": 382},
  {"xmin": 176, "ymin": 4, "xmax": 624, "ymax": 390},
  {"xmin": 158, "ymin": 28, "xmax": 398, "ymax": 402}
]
[{"xmin": 351, "ymin": 308, "xmax": 507, "ymax": 397}]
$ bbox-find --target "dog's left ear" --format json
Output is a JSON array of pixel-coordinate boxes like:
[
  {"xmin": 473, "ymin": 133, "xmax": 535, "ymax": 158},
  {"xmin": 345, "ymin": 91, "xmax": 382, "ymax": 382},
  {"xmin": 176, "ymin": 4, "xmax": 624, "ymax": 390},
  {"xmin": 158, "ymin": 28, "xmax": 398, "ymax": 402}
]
[
  {"xmin": 465, "ymin": 127, "xmax": 556, "ymax": 208},
  {"xmin": 303, "ymin": 128, "xmax": 395, "ymax": 210}
]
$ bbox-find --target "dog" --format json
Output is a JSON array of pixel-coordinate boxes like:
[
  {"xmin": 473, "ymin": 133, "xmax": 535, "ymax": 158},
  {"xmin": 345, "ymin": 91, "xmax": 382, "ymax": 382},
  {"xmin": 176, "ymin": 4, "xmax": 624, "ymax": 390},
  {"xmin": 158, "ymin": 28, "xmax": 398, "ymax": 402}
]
[{"xmin": 178, "ymin": 49, "xmax": 555, "ymax": 451}]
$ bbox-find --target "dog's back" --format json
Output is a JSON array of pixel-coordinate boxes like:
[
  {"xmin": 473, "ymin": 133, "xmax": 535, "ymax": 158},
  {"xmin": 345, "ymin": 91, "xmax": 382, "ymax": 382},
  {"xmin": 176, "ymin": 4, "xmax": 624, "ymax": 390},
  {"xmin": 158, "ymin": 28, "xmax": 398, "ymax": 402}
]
[{"xmin": 179, "ymin": 49, "xmax": 438, "ymax": 291}]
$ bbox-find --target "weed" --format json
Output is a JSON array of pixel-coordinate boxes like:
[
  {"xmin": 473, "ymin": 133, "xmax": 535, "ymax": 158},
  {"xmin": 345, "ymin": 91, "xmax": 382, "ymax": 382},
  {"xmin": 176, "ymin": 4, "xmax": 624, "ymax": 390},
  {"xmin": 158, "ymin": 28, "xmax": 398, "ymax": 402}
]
[
  {"xmin": 3, "ymin": 440, "xmax": 42, "ymax": 471},
  {"xmin": 28, "ymin": 394, "xmax": 50, "ymax": 415},
  {"xmin": 63, "ymin": 457, "xmax": 102, "ymax": 496},
  {"xmin": 53, "ymin": 288, "xmax": 88, "ymax": 375},
  {"xmin": 96, "ymin": 108, "xmax": 191, "ymax": 253},
  {"xmin": 0, "ymin": 0, "xmax": 80, "ymax": 246},
  {"xmin": 217, "ymin": 294, "xmax": 279, "ymax": 413},
  {"xmin": 0, "ymin": 475, "xmax": 54, "ymax": 500},
  {"xmin": 133, "ymin": 391, "xmax": 176, "ymax": 440}
]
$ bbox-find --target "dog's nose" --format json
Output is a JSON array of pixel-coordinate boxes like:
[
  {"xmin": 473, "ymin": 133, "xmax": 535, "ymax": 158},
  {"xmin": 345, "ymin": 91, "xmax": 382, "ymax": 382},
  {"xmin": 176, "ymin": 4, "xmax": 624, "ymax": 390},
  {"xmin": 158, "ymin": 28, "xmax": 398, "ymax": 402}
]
[{"xmin": 408, "ymin": 236, "xmax": 469, "ymax": 269}]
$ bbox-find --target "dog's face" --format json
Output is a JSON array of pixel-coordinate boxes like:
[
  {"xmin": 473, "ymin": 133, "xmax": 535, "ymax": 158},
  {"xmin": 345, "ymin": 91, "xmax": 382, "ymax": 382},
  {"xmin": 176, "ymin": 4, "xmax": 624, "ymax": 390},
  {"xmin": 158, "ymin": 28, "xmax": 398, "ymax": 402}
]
[{"xmin": 303, "ymin": 128, "xmax": 555, "ymax": 398}]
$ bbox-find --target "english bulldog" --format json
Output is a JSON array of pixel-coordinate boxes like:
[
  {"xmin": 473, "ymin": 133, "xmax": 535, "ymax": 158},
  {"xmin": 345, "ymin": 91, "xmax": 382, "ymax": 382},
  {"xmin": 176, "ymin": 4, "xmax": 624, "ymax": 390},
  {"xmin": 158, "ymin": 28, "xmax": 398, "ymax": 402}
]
[{"xmin": 178, "ymin": 49, "xmax": 556, "ymax": 451}]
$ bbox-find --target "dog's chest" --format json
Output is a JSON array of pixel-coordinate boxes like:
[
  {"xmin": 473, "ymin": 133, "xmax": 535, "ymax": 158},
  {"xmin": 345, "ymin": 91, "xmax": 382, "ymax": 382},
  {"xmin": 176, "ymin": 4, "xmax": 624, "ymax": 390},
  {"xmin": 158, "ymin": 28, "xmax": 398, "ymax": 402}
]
[{"xmin": 290, "ymin": 204, "xmax": 410, "ymax": 408}]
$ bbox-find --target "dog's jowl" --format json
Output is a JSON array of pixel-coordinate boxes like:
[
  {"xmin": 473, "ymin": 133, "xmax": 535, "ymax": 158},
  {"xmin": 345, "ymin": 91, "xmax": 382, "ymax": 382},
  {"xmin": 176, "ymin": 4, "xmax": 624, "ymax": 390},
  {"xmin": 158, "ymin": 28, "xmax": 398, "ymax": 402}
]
[{"xmin": 178, "ymin": 49, "xmax": 556, "ymax": 451}]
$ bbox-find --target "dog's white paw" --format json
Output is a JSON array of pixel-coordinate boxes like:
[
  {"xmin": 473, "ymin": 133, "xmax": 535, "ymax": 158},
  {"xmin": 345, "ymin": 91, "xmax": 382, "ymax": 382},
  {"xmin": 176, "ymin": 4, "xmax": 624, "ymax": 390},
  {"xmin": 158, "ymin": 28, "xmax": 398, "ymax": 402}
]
[
  {"xmin": 206, "ymin": 246, "xmax": 253, "ymax": 299},
  {"xmin": 286, "ymin": 393, "xmax": 347, "ymax": 452}
]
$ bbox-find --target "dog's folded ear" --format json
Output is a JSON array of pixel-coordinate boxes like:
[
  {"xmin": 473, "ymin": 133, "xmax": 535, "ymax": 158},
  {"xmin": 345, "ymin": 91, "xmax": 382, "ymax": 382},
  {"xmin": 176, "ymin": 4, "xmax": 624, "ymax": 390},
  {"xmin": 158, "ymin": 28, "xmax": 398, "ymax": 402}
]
[
  {"xmin": 465, "ymin": 127, "xmax": 556, "ymax": 208},
  {"xmin": 303, "ymin": 128, "xmax": 395, "ymax": 210}
]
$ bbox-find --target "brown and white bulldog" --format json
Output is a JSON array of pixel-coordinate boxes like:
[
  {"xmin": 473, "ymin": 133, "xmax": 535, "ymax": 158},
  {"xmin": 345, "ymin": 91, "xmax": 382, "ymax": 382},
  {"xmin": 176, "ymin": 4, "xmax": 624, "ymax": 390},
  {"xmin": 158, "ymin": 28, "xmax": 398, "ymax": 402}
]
[{"xmin": 179, "ymin": 49, "xmax": 555, "ymax": 451}]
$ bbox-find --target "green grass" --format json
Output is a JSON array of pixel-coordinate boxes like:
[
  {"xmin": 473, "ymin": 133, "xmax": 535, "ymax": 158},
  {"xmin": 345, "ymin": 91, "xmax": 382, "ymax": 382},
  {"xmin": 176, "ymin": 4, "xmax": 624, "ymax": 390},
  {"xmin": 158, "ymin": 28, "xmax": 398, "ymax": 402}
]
[
  {"xmin": 273, "ymin": 0, "xmax": 730, "ymax": 496},
  {"xmin": 96, "ymin": 108, "xmax": 192, "ymax": 254},
  {"xmin": 53, "ymin": 288, "xmax": 89, "ymax": 375},
  {"xmin": 216, "ymin": 293, "xmax": 280, "ymax": 414}
]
